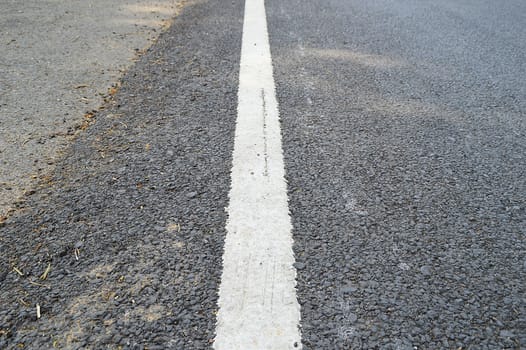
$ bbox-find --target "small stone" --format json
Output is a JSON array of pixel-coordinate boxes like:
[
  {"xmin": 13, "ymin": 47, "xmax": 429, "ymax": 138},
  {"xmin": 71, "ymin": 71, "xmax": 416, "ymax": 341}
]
[
  {"xmin": 368, "ymin": 280, "xmax": 379, "ymax": 288},
  {"xmin": 293, "ymin": 262, "xmax": 306, "ymax": 270},
  {"xmin": 432, "ymin": 328, "xmax": 441, "ymax": 337},
  {"xmin": 186, "ymin": 192, "xmax": 197, "ymax": 198},
  {"xmin": 347, "ymin": 313, "xmax": 358, "ymax": 323},
  {"xmin": 0, "ymin": 271, "xmax": 8, "ymax": 282},
  {"xmin": 74, "ymin": 241, "xmax": 83, "ymax": 249},
  {"xmin": 341, "ymin": 285, "xmax": 357, "ymax": 294},
  {"xmin": 112, "ymin": 335, "xmax": 122, "ymax": 344},
  {"xmin": 499, "ymin": 330, "xmax": 514, "ymax": 338},
  {"xmin": 420, "ymin": 265, "xmax": 432, "ymax": 276},
  {"xmin": 398, "ymin": 262, "xmax": 410, "ymax": 271}
]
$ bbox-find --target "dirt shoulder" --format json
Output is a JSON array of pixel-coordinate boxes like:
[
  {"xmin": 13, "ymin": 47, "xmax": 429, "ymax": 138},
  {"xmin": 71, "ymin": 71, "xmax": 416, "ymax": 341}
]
[{"xmin": 0, "ymin": 0, "xmax": 182, "ymax": 217}]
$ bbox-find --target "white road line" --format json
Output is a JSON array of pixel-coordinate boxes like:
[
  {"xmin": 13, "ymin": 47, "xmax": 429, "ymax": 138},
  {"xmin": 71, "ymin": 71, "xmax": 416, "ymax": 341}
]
[{"xmin": 214, "ymin": 0, "xmax": 302, "ymax": 349}]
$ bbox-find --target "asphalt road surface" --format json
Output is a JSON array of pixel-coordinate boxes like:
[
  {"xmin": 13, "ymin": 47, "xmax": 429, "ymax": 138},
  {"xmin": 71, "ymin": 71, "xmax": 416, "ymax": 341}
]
[{"xmin": 1, "ymin": 0, "xmax": 525, "ymax": 349}]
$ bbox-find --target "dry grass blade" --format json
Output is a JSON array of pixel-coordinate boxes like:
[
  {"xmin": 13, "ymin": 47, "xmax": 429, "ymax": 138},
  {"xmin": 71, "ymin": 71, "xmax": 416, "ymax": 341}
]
[
  {"xmin": 40, "ymin": 263, "xmax": 51, "ymax": 280},
  {"xmin": 12, "ymin": 266, "xmax": 24, "ymax": 276},
  {"xmin": 29, "ymin": 280, "xmax": 50, "ymax": 289},
  {"xmin": 36, "ymin": 304, "xmax": 41, "ymax": 319},
  {"xmin": 18, "ymin": 298, "xmax": 30, "ymax": 307}
]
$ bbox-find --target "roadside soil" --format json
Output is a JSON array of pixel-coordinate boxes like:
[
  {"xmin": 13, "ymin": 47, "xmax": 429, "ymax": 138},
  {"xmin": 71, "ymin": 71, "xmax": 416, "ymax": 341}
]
[{"xmin": 0, "ymin": 0, "xmax": 183, "ymax": 217}]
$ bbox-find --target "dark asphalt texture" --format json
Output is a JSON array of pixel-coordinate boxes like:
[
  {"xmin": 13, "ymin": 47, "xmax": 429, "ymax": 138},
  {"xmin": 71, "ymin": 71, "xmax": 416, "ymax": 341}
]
[
  {"xmin": 0, "ymin": 0, "xmax": 242, "ymax": 348},
  {"xmin": 268, "ymin": 0, "xmax": 525, "ymax": 349},
  {"xmin": 1, "ymin": 0, "xmax": 525, "ymax": 349}
]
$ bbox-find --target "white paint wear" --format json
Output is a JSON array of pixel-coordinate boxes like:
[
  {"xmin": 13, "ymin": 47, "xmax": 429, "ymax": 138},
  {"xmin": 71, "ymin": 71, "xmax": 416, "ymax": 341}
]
[{"xmin": 214, "ymin": 0, "xmax": 302, "ymax": 349}]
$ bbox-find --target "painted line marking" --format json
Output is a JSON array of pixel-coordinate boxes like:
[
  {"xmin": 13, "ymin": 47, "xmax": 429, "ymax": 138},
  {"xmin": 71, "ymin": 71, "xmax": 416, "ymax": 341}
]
[{"xmin": 214, "ymin": 0, "xmax": 302, "ymax": 349}]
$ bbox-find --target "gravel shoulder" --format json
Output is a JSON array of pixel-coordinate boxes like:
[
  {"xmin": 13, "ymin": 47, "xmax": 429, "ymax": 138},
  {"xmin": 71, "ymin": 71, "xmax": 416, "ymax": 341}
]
[{"xmin": 0, "ymin": 0, "xmax": 183, "ymax": 217}]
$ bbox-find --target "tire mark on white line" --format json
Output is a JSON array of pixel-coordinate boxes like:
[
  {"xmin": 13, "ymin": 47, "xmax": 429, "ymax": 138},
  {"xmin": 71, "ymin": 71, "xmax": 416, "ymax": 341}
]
[
  {"xmin": 261, "ymin": 88, "xmax": 270, "ymax": 176},
  {"xmin": 214, "ymin": 0, "xmax": 302, "ymax": 349}
]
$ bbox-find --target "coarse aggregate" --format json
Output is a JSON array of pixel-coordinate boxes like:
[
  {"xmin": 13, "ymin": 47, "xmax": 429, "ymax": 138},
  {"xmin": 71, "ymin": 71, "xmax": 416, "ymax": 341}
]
[
  {"xmin": 267, "ymin": 0, "xmax": 526, "ymax": 348},
  {"xmin": 0, "ymin": 0, "xmax": 242, "ymax": 348}
]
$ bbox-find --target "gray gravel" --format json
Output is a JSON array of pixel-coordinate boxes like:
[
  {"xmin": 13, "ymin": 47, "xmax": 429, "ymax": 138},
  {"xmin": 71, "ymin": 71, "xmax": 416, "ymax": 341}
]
[
  {"xmin": 0, "ymin": 0, "xmax": 242, "ymax": 348},
  {"xmin": 267, "ymin": 0, "xmax": 525, "ymax": 348}
]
